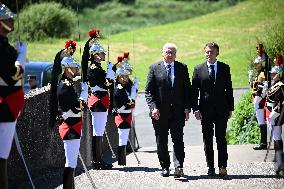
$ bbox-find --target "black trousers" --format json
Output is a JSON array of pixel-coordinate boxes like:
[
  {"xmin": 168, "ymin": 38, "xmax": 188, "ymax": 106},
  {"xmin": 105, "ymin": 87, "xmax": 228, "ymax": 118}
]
[
  {"xmin": 152, "ymin": 107, "xmax": 185, "ymax": 169},
  {"xmin": 201, "ymin": 110, "xmax": 228, "ymax": 168}
]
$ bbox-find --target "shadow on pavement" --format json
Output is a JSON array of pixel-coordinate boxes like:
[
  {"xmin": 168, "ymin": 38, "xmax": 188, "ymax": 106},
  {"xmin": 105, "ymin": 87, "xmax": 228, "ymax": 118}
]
[
  {"xmin": 175, "ymin": 174, "xmax": 280, "ymax": 182},
  {"xmin": 112, "ymin": 166, "xmax": 160, "ymax": 173}
]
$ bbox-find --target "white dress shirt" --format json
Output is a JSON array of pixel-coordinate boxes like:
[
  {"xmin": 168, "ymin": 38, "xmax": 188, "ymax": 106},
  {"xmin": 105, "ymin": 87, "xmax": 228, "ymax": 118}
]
[{"xmin": 207, "ymin": 60, "xmax": 217, "ymax": 79}]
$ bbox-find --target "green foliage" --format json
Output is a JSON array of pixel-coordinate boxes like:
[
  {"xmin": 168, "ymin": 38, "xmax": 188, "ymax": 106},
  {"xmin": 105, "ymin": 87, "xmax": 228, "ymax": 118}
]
[
  {"xmin": 263, "ymin": 21, "xmax": 284, "ymax": 59},
  {"xmin": 79, "ymin": 0, "xmax": 237, "ymax": 36},
  {"xmin": 227, "ymin": 91, "xmax": 260, "ymax": 144},
  {"xmin": 10, "ymin": 2, "xmax": 76, "ymax": 41},
  {"xmin": 21, "ymin": 0, "xmax": 284, "ymax": 90}
]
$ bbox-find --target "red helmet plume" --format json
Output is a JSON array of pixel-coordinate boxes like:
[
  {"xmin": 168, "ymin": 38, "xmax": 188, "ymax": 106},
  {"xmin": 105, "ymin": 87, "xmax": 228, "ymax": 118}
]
[
  {"xmin": 117, "ymin": 56, "xmax": 123, "ymax": 63},
  {"xmin": 88, "ymin": 29, "xmax": 100, "ymax": 39},
  {"xmin": 65, "ymin": 40, "xmax": 76, "ymax": 49},
  {"xmin": 123, "ymin": 52, "xmax": 130, "ymax": 59}
]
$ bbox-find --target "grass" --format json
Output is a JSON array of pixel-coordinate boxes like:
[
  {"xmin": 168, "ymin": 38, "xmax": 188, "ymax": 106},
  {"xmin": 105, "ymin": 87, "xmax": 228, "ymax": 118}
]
[
  {"xmin": 77, "ymin": 0, "xmax": 236, "ymax": 36},
  {"xmin": 22, "ymin": 0, "xmax": 284, "ymax": 90}
]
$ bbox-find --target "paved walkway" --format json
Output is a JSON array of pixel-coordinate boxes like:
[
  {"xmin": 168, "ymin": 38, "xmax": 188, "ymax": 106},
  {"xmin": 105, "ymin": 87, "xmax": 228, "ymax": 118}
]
[
  {"xmin": 52, "ymin": 145, "xmax": 283, "ymax": 189},
  {"xmin": 28, "ymin": 89, "xmax": 284, "ymax": 189},
  {"xmin": 134, "ymin": 89, "xmax": 249, "ymax": 147}
]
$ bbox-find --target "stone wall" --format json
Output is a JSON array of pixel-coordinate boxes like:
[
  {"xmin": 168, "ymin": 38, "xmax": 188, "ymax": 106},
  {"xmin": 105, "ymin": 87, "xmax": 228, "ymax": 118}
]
[{"xmin": 7, "ymin": 85, "xmax": 136, "ymax": 188}]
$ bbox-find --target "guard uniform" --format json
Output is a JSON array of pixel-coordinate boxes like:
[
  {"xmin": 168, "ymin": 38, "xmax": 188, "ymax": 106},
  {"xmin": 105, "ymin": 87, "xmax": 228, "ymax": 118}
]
[
  {"xmin": 50, "ymin": 55, "xmax": 83, "ymax": 188},
  {"xmin": 251, "ymin": 44, "xmax": 269, "ymax": 150},
  {"xmin": 81, "ymin": 29, "xmax": 113, "ymax": 170},
  {"xmin": 0, "ymin": 4, "xmax": 26, "ymax": 189},
  {"xmin": 113, "ymin": 67, "xmax": 135, "ymax": 165},
  {"xmin": 265, "ymin": 54, "xmax": 284, "ymax": 177},
  {"xmin": 49, "ymin": 40, "xmax": 77, "ymax": 128}
]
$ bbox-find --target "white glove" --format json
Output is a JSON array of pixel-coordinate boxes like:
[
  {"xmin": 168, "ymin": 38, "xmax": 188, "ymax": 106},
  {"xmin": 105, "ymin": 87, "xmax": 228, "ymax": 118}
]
[
  {"xmin": 79, "ymin": 82, "xmax": 88, "ymax": 103},
  {"xmin": 73, "ymin": 76, "xmax": 81, "ymax": 81},
  {"xmin": 261, "ymin": 81, "xmax": 268, "ymax": 98},
  {"xmin": 106, "ymin": 61, "xmax": 115, "ymax": 80},
  {"xmin": 248, "ymin": 70, "xmax": 254, "ymax": 84},
  {"xmin": 15, "ymin": 41, "xmax": 27, "ymax": 70},
  {"xmin": 133, "ymin": 76, "xmax": 139, "ymax": 89},
  {"xmin": 130, "ymin": 85, "xmax": 137, "ymax": 100}
]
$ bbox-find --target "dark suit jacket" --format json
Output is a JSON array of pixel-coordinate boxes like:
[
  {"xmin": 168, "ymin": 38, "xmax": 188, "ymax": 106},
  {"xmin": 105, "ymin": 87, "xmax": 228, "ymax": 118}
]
[
  {"xmin": 192, "ymin": 61, "xmax": 234, "ymax": 116},
  {"xmin": 145, "ymin": 61, "xmax": 191, "ymax": 118}
]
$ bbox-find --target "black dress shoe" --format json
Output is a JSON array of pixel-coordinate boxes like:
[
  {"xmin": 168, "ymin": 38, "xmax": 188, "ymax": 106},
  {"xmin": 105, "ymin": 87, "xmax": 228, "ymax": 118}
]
[
  {"xmin": 174, "ymin": 168, "xmax": 184, "ymax": 178},
  {"xmin": 207, "ymin": 167, "xmax": 216, "ymax": 176},
  {"xmin": 91, "ymin": 161, "xmax": 113, "ymax": 170},
  {"xmin": 160, "ymin": 168, "xmax": 170, "ymax": 177},
  {"xmin": 253, "ymin": 143, "xmax": 267, "ymax": 150},
  {"xmin": 99, "ymin": 161, "xmax": 113, "ymax": 170},
  {"xmin": 219, "ymin": 166, "xmax": 227, "ymax": 177}
]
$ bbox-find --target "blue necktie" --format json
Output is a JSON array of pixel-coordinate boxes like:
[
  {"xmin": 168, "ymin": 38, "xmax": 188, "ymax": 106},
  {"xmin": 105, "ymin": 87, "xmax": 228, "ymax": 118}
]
[
  {"xmin": 167, "ymin": 65, "xmax": 172, "ymax": 86},
  {"xmin": 209, "ymin": 65, "xmax": 215, "ymax": 83}
]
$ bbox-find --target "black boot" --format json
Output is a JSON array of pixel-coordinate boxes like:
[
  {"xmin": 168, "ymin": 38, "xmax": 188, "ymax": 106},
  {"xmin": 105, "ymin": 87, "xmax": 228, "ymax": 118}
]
[
  {"xmin": 117, "ymin": 145, "xmax": 126, "ymax": 166},
  {"xmin": 0, "ymin": 158, "xmax": 8, "ymax": 189},
  {"xmin": 92, "ymin": 136, "xmax": 113, "ymax": 170},
  {"xmin": 63, "ymin": 167, "xmax": 74, "ymax": 189},
  {"xmin": 92, "ymin": 136, "xmax": 102, "ymax": 169},
  {"xmin": 253, "ymin": 124, "xmax": 267, "ymax": 150},
  {"xmin": 274, "ymin": 140, "xmax": 284, "ymax": 177}
]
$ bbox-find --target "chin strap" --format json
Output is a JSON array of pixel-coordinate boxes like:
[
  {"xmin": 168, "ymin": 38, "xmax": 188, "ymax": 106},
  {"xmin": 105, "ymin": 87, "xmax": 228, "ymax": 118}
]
[{"xmin": 0, "ymin": 21, "xmax": 13, "ymax": 32}]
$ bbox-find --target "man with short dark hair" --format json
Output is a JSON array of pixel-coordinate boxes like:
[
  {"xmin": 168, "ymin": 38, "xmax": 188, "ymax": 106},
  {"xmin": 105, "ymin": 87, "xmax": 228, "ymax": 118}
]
[
  {"xmin": 192, "ymin": 42, "xmax": 234, "ymax": 177},
  {"xmin": 27, "ymin": 75, "xmax": 37, "ymax": 90},
  {"xmin": 145, "ymin": 43, "xmax": 191, "ymax": 178}
]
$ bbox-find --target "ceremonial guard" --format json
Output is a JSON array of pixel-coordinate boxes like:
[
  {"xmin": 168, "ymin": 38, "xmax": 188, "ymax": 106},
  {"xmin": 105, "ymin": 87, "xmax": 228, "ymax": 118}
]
[
  {"xmin": 0, "ymin": 4, "xmax": 26, "ymax": 188},
  {"xmin": 265, "ymin": 53, "xmax": 284, "ymax": 177},
  {"xmin": 81, "ymin": 29, "xmax": 113, "ymax": 169},
  {"xmin": 250, "ymin": 44, "xmax": 269, "ymax": 150},
  {"xmin": 49, "ymin": 40, "xmax": 77, "ymax": 127},
  {"xmin": 121, "ymin": 52, "xmax": 134, "ymax": 93},
  {"xmin": 113, "ymin": 66, "xmax": 136, "ymax": 165},
  {"xmin": 49, "ymin": 56, "xmax": 86, "ymax": 188},
  {"xmin": 114, "ymin": 52, "xmax": 138, "ymax": 100}
]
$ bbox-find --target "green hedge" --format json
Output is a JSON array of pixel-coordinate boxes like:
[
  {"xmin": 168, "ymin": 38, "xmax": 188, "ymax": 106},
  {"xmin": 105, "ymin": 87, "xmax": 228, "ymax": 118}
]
[
  {"xmin": 227, "ymin": 91, "xmax": 260, "ymax": 144},
  {"xmin": 10, "ymin": 2, "xmax": 76, "ymax": 41},
  {"xmin": 263, "ymin": 21, "xmax": 284, "ymax": 59}
]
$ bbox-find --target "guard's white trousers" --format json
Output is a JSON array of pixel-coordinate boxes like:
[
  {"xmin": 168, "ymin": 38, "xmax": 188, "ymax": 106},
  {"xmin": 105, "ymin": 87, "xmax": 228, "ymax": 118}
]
[
  {"xmin": 118, "ymin": 128, "xmax": 130, "ymax": 146},
  {"xmin": 91, "ymin": 112, "xmax": 108, "ymax": 136},
  {"xmin": 63, "ymin": 139, "xmax": 81, "ymax": 168},
  {"xmin": 0, "ymin": 121, "xmax": 17, "ymax": 159},
  {"xmin": 268, "ymin": 111, "xmax": 282, "ymax": 140},
  {"xmin": 254, "ymin": 96, "xmax": 266, "ymax": 125}
]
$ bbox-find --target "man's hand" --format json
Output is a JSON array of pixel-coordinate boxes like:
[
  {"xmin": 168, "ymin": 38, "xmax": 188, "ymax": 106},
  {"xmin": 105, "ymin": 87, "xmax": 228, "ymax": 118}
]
[
  {"xmin": 184, "ymin": 109, "xmax": 190, "ymax": 121},
  {"xmin": 228, "ymin": 111, "xmax": 232, "ymax": 119},
  {"xmin": 151, "ymin": 108, "xmax": 160, "ymax": 120},
  {"xmin": 194, "ymin": 110, "xmax": 202, "ymax": 120}
]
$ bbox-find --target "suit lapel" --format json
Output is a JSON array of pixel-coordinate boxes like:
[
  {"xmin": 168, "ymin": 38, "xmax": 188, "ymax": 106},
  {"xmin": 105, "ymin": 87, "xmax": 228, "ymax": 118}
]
[
  {"xmin": 202, "ymin": 62, "xmax": 209, "ymax": 80},
  {"xmin": 215, "ymin": 61, "xmax": 221, "ymax": 85},
  {"xmin": 173, "ymin": 61, "xmax": 178, "ymax": 88},
  {"xmin": 158, "ymin": 61, "xmax": 167, "ymax": 79}
]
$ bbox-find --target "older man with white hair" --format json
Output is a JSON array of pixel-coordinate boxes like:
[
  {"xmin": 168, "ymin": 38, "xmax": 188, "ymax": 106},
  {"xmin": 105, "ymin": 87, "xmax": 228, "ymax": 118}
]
[{"xmin": 145, "ymin": 43, "xmax": 191, "ymax": 178}]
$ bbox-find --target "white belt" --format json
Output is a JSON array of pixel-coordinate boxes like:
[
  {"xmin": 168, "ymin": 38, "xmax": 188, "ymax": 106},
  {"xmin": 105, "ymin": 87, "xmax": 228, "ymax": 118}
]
[
  {"xmin": 91, "ymin": 85, "xmax": 107, "ymax": 92},
  {"xmin": 62, "ymin": 109, "xmax": 81, "ymax": 120},
  {"xmin": 117, "ymin": 105, "xmax": 132, "ymax": 113},
  {"xmin": 0, "ymin": 77, "xmax": 21, "ymax": 86},
  {"xmin": 266, "ymin": 102, "xmax": 276, "ymax": 107}
]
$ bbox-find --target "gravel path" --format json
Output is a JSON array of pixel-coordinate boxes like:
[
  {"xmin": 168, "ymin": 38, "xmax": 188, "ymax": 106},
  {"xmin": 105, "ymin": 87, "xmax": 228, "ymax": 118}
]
[{"xmin": 51, "ymin": 145, "xmax": 284, "ymax": 189}]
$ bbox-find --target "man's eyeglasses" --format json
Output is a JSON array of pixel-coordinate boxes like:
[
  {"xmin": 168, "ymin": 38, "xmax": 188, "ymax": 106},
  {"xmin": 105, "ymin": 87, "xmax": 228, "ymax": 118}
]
[{"xmin": 164, "ymin": 51, "xmax": 176, "ymax": 55}]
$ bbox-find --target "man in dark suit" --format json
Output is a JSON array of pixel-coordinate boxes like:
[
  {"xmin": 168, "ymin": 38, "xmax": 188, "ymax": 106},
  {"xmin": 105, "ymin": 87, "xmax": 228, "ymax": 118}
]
[
  {"xmin": 192, "ymin": 42, "xmax": 234, "ymax": 177},
  {"xmin": 145, "ymin": 43, "xmax": 191, "ymax": 178}
]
